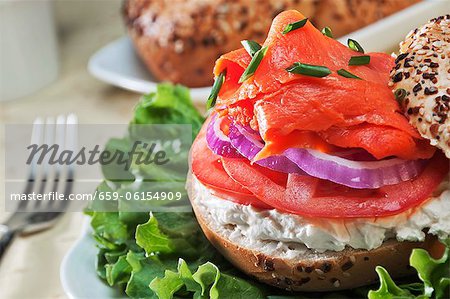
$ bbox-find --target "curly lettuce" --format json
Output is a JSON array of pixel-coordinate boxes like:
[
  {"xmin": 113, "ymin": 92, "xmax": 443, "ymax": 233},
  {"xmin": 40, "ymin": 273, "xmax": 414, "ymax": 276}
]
[
  {"xmin": 369, "ymin": 244, "xmax": 450, "ymax": 299},
  {"xmin": 150, "ymin": 259, "xmax": 267, "ymax": 299}
]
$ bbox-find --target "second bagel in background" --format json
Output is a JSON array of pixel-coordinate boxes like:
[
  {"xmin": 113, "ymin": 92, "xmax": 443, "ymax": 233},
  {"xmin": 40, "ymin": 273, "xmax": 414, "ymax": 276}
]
[{"xmin": 123, "ymin": 0, "xmax": 420, "ymax": 87}]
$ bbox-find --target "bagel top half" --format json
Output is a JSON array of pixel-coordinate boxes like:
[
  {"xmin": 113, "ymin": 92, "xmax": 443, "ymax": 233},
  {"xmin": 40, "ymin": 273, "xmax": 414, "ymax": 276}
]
[{"xmin": 390, "ymin": 14, "xmax": 450, "ymax": 158}]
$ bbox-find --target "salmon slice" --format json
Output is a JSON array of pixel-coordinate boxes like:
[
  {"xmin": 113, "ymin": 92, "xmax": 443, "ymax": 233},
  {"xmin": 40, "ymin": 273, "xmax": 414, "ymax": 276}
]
[
  {"xmin": 253, "ymin": 77, "xmax": 418, "ymax": 135},
  {"xmin": 212, "ymin": 10, "xmax": 435, "ymax": 160},
  {"xmin": 214, "ymin": 11, "xmax": 395, "ymax": 103},
  {"xmin": 318, "ymin": 124, "xmax": 436, "ymax": 160},
  {"xmin": 252, "ymin": 77, "xmax": 433, "ymax": 160}
]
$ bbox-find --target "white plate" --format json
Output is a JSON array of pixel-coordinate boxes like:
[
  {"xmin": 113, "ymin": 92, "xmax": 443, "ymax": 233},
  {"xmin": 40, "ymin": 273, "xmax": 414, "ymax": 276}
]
[
  {"xmin": 88, "ymin": 0, "xmax": 446, "ymax": 105},
  {"xmin": 60, "ymin": 217, "xmax": 124, "ymax": 299},
  {"xmin": 338, "ymin": 0, "xmax": 449, "ymax": 52},
  {"xmin": 88, "ymin": 37, "xmax": 212, "ymax": 103}
]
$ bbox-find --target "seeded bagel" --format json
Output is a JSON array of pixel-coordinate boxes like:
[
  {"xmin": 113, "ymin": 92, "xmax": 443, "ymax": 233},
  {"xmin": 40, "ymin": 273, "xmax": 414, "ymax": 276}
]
[
  {"xmin": 123, "ymin": 0, "xmax": 420, "ymax": 87},
  {"xmin": 187, "ymin": 174, "xmax": 444, "ymax": 292},
  {"xmin": 311, "ymin": 0, "xmax": 419, "ymax": 38},
  {"xmin": 390, "ymin": 15, "xmax": 450, "ymax": 158}
]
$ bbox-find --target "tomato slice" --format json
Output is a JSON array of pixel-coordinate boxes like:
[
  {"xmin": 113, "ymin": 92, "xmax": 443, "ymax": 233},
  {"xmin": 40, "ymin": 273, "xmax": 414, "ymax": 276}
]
[
  {"xmin": 209, "ymin": 188, "xmax": 271, "ymax": 209},
  {"xmin": 221, "ymin": 157, "xmax": 288, "ymax": 188},
  {"xmin": 221, "ymin": 152, "xmax": 448, "ymax": 218},
  {"xmin": 190, "ymin": 125, "xmax": 270, "ymax": 209},
  {"xmin": 191, "ymin": 125, "xmax": 251, "ymax": 195}
]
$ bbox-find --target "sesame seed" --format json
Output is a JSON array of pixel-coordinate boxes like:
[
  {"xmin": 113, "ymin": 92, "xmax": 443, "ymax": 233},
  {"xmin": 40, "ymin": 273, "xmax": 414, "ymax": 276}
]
[
  {"xmin": 392, "ymin": 72, "xmax": 403, "ymax": 82},
  {"xmin": 413, "ymin": 83, "xmax": 422, "ymax": 93},
  {"xmin": 424, "ymin": 87, "xmax": 438, "ymax": 95},
  {"xmin": 395, "ymin": 53, "xmax": 408, "ymax": 63},
  {"xmin": 315, "ymin": 269, "xmax": 325, "ymax": 275},
  {"xmin": 433, "ymin": 40, "xmax": 443, "ymax": 47},
  {"xmin": 333, "ymin": 280, "xmax": 341, "ymax": 288},
  {"xmin": 430, "ymin": 62, "xmax": 439, "ymax": 68}
]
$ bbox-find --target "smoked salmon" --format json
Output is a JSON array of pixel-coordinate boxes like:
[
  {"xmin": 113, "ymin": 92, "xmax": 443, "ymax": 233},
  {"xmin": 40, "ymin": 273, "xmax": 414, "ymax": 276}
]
[{"xmin": 212, "ymin": 10, "xmax": 435, "ymax": 160}]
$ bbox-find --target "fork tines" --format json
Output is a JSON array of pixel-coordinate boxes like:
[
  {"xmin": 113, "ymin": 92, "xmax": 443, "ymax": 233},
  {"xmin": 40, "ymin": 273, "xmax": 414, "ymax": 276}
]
[{"xmin": 18, "ymin": 114, "xmax": 78, "ymax": 213}]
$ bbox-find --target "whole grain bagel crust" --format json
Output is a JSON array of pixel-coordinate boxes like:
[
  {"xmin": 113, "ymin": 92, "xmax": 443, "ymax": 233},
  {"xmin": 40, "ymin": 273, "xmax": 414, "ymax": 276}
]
[
  {"xmin": 123, "ymin": 0, "xmax": 419, "ymax": 87},
  {"xmin": 390, "ymin": 15, "xmax": 450, "ymax": 158},
  {"xmin": 187, "ymin": 175, "xmax": 444, "ymax": 292}
]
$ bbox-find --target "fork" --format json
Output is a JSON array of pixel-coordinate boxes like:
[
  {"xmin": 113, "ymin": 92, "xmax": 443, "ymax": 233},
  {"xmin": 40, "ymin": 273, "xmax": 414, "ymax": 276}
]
[{"xmin": 0, "ymin": 114, "xmax": 78, "ymax": 259}]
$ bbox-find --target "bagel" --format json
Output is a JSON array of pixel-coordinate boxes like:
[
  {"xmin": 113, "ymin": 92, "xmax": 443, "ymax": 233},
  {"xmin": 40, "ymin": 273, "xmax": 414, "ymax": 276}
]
[
  {"xmin": 390, "ymin": 15, "xmax": 450, "ymax": 158},
  {"xmin": 187, "ymin": 174, "xmax": 446, "ymax": 292},
  {"xmin": 186, "ymin": 12, "xmax": 449, "ymax": 293},
  {"xmin": 123, "ymin": 0, "xmax": 419, "ymax": 87}
]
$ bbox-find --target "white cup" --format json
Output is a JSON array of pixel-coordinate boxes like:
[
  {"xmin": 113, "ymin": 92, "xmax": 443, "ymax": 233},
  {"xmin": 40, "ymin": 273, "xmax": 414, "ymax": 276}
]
[{"xmin": 0, "ymin": 0, "xmax": 59, "ymax": 101}]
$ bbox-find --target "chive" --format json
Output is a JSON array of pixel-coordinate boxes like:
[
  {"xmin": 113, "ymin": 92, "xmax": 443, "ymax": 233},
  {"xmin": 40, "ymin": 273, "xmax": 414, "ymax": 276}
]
[
  {"xmin": 206, "ymin": 71, "xmax": 226, "ymax": 109},
  {"xmin": 239, "ymin": 46, "xmax": 268, "ymax": 83},
  {"xmin": 282, "ymin": 18, "xmax": 308, "ymax": 34},
  {"xmin": 337, "ymin": 69, "xmax": 361, "ymax": 79},
  {"xmin": 321, "ymin": 27, "xmax": 333, "ymax": 38},
  {"xmin": 347, "ymin": 39, "xmax": 365, "ymax": 53},
  {"xmin": 394, "ymin": 88, "xmax": 407, "ymax": 104},
  {"xmin": 348, "ymin": 55, "xmax": 371, "ymax": 66},
  {"xmin": 241, "ymin": 40, "xmax": 262, "ymax": 57},
  {"xmin": 286, "ymin": 62, "xmax": 331, "ymax": 78}
]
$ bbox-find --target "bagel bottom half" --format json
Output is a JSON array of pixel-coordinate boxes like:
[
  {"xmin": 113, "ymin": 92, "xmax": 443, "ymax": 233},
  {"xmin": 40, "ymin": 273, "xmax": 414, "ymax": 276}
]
[{"xmin": 187, "ymin": 174, "xmax": 444, "ymax": 292}]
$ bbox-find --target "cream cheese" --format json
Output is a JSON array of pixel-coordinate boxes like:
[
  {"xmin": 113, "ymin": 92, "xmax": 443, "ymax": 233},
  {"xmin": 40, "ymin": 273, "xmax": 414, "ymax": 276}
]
[{"xmin": 192, "ymin": 176, "xmax": 450, "ymax": 253}]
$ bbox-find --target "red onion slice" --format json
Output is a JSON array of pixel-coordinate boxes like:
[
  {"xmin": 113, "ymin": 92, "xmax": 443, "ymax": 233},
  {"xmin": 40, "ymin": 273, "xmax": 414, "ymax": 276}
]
[
  {"xmin": 283, "ymin": 148, "xmax": 427, "ymax": 189},
  {"xmin": 228, "ymin": 123, "xmax": 302, "ymax": 173},
  {"xmin": 227, "ymin": 121, "xmax": 427, "ymax": 189},
  {"xmin": 206, "ymin": 114, "xmax": 241, "ymax": 158}
]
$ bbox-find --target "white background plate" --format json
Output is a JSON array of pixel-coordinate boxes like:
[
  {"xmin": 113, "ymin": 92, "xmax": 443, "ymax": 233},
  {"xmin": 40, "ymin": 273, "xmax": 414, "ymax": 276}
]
[
  {"xmin": 88, "ymin": 36, "xmax": 212, "ymax": 103},
  {"xmin": 69, "ymin": 1, "xmax": 449, "ymax": 298}
]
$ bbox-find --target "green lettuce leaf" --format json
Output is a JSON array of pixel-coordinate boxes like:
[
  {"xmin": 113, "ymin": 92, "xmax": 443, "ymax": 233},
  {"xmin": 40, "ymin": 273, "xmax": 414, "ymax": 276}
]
[
  {"xmin": 150, "ymin": 269, "xmax": 186, "ymax": 299},
  {"xmin": 106, "ymin": 255, "xmax": 132, "ymax": 286},
  {"xmin": 90, "ymin": 211, "xmax": 130, "ymax": 246},
  {"xmin": 149, "ymin": 260, "xmax": 202, "ymax": 299},
  {"xmin": 131, "ymin": 83, "xmax": 204, "ymax": 139},
  {"xmin": 96, "ymin": 249, "xmax": 108, "ymax": 280},
  {"xmin": 368, "ymin": 266, "xmax": 414, "ymax": 299},
  {"xmin": 136, "ymin": 214, "xmax": 172, "ymax": 254},
  {"xmin": 369, "ymin": 242, "xmax": 450, "ymax": 299},
  {"xmin": 136, "ymin": 212, "xmax": 208, "ymax": 259},
  {"xmin": 125, "ymin": 251, "xmax": 166, "ymax": 299},
  {"xmin": 150, "ymin": 259, "xmax": 266, "ymax": 299},
  {"xmin": 194, "ymin": 263, "xmax": 266, "ymax": 299},
  {"xmin": 410, "ymin": 247, "xmax": 449, "ymax": 299}
]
